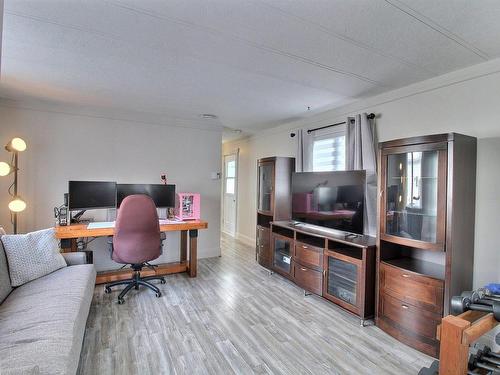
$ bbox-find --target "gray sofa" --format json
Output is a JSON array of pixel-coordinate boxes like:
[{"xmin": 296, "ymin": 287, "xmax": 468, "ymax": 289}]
[{"xmin": 0, "ymin": 239, "xmax": 96, "ymax": 375}]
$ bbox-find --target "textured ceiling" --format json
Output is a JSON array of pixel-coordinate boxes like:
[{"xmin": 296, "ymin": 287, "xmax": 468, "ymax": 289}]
[{"xmin": 1, "ymin": 0, "xmax": 500, "ymax": 135}]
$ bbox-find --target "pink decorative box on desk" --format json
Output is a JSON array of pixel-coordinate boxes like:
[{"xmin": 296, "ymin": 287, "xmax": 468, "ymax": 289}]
[{"xmin": 175, "ymin": 193, "xmax": 200, "ymax": 221}]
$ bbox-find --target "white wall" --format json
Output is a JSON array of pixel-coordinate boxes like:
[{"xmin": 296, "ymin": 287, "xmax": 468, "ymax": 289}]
[
  {"xmin": 224, "ymin": 58, "xmax": 500, "ymax": 287},
  {"xmin": 0, "ymin": 102, "xmax": 222, "ymax": 272}
]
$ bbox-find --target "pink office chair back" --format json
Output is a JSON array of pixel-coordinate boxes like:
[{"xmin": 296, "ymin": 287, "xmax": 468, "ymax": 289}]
[{"xmin": 112, "ymin": 194, "xmax": 161, "ymax": 264}]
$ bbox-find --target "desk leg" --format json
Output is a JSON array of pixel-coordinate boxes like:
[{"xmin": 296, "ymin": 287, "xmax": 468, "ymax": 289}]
[
  {"xmin": 180, "ymin": 230, "xmax": 188, "ymax": 263},
  {"xmin": 188, "ymin": 229, "xmax": 198, "ymax": 277}
]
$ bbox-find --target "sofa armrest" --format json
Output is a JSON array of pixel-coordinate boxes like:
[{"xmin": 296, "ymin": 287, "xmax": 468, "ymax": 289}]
[{"xmin": 62, "ymin": 252, "xmax": 88, "ymax": 266}]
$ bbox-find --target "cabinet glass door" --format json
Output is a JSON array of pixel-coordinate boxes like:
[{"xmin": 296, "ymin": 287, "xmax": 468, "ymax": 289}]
[
  {"xmin": 327, "ymin": 256, "xmax": 358, "ymax": 306},
  {"xmin": 258, "ymin": 162, "xmax": 274, "ymax": 213},
  {"xmin": 273, "ymin": 237, "xmax": 292, "ymax": 274},
  {"xmin": 385, "ymin": 150, "xmax": 441, "ymax": 243}
]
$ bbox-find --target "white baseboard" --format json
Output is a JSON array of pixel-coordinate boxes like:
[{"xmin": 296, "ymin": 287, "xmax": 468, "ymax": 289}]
[
  {"xmin": 235, "ymin": 232, "xmax": 255, "ymax": 247},
  {"xmin": 220, "ymin": 229, "xmax": 255, "ymax": 247}
]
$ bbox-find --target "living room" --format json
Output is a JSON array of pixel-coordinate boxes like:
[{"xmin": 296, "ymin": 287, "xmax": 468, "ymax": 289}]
[{"xmin": 0, "ymin": 1, "xmax": 499, "ymax": 374}]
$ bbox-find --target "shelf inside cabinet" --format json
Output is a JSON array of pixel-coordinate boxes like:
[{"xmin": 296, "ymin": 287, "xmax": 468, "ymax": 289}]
[
  {"xmin": 257, "ymin": 213, "xmax": 273, "ymax": 228},
  {"xmin": 272, "ymin": 225, "xmax": 294, "ymax": 239},
  {"xmin": 387, "ymin": 210, "xmax": 437, "ymax": 217},
  {"xmin": 328, "ymin": 241, "xmax": 363, "ymax": 260},
  {"xmin": 296, "ymin": 232, "xmax": 326, "ymax": 248},
  {"xmin": 382, "ymin": 257, "xmax": 445, "ymax": 281}
]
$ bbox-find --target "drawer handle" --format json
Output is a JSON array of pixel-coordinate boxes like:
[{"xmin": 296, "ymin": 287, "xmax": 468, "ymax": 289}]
[
  {"xmin": 302, "ymin": 245, "xmax": 308, "ymax": 249},
  {"xmin": 301, "ymin": 267, "xmax": 307, "ymax": 271},
  {"xmin": 401, "ymin": 304, "xmax": 409, "ymax": 309},
  {"xmin": 402, "ymin": 274, "xmax": 410, "ymax": 278}
]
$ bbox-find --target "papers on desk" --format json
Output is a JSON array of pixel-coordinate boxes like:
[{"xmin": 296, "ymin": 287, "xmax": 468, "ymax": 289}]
[
  {"xmin": 159, "ymin": 219, "xmax": 182, "ymax": 225},
  {"xmin": 87, "ymin": 221, "xmax": 115, "ymax": 229}
]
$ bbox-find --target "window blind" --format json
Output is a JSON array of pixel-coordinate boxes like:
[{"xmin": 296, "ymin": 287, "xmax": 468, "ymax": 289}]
[{"xmin": 312, "ymin": 134, "xmax": 346, "ymax": 172}]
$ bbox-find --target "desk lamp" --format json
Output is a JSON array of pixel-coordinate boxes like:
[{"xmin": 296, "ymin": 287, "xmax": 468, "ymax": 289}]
[{"xmin": 0, "ymin": 137, "xmax": 27, "ymax": 234}]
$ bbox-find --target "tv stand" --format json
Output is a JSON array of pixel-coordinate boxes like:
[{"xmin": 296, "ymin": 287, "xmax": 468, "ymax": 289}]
[{"xmin": 267, "ymin": 220, "xmax": 376, "ymax": 325}]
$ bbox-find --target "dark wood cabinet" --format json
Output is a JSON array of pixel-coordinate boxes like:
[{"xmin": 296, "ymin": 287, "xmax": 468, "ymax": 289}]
[
  {"xmin": 255, "ymin": 157, "xmax": 295, "ymax": 269},
  {"xmin": 323, "ymin": 242, "xmax": 376, "ymax": 324},
  {"xmin": 293, "ymin": 263, "xmax": 323, "ymax": 295},
  {"xmin": 256, "ymin": 226, "xmax": 271, "ymax": 268},
  {"xmin": 376, "ymin": 133, "xmax": 477, "ymax": 358},
  {"xmin": 323, "ymin": 250, "xmax": 363, "ymax": 315},
  {"xmin": 270, "ymin": 221, "xmax": 376, "ymax": 324},
  {"xmin": 271, "ymin": 233, "xmax": 294, "ymax": 278}
]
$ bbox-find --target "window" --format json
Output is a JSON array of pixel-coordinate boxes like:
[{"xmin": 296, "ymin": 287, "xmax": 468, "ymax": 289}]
[
  {"xmin": 311, "ymin": 128, "xmax": 346, "ymax": 172},
  {"xmin": 225, "ymin": 160, "xmax": 236, "ymax": 194}
]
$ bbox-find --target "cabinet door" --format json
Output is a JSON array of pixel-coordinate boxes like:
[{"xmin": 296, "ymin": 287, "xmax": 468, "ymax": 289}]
[
  {"xmin": 256, "ymin": 226, "xmax": 271, "ymax": 268},
  {"xmin": 257, "ymin": 161, "xmax": 274, "ymax": 214},
  {"xmin": 323, "ymin": 251, "xmax": 362, "ymax": 314},
  {"xmin": 271, "ymin": 234, "xmax": 293, "ymax": 277},
  {"xmin": 380, "ymin": 143, "xmax": 447, "ymax": 251}
]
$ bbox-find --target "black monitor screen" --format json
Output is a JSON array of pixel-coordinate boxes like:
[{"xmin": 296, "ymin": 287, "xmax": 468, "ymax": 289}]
[
  {"xmin": 68, "ymin": 181, "xmax": 117, "ymax": 210},
  {"xmin": 291, "ymin": 171, "xmax": 366, "ymax": 234},
  {"xmin": 117, "ymin": 184, "xmax": 176, "ymax": 208}
]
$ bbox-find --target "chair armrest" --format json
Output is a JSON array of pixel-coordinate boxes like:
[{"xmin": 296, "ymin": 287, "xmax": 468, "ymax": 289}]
[{"xmin": 62, "ymin": 252, "xmax": 88, "ymax": 266}]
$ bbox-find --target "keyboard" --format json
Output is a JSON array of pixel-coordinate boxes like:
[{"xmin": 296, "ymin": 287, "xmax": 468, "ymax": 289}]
[
  {"xmin": 87, "ymin": 221, "xmax": 115, "ymax": 229},
  {"xmin": 159, "ymin": 219, "xmax": 181, "ymax": 225}
]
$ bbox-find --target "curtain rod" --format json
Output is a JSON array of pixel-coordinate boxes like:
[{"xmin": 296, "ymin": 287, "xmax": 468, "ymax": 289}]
[{"xmin": 306, "ymin": 113, "xmax": 376, "ymax": 134}]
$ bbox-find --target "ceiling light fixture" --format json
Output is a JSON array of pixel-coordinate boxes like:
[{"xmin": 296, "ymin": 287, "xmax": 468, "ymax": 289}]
[{"xmin": 200, "ymin": 114, "xmax": 218, "ymax": 120}]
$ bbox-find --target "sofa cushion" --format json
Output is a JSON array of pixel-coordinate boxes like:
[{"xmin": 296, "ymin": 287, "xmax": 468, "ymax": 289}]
[
  {"xmin": 0, "ymin": 238, "xmax": 13, "ymax": 304},
  {"xmin": 0, "ymin": 264, "xmax": 96, "ymax": 375},
  {"xmin": 1, "ymin": 228, "xmax": 67, "ymax": 286}
]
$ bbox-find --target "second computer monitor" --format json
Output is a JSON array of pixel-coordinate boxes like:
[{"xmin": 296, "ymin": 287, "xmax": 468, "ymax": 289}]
[{"xmin": 117, "ymin": 184, "xmax": 175, "ymax": 208}]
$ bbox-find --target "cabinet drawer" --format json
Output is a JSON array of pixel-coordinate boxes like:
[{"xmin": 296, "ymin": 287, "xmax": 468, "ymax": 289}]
[
  {"xmin": 294, "ymin": 264, "xmax": 322, "ymax": 295},
  {"xmin": 379, "ymin": 292, "xmax": 441, "ymax": 341},
  {"xmin": 294, "ymin": 242, "xmax": 323, "ymax": 270},
  {"xmin": 380, "ymin": 262, "xmax": 444, "ymax": 314}
]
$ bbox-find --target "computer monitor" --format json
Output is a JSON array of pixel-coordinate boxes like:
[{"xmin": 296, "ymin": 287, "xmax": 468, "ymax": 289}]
[
  {"xmin": 68, "ymin": 181, "xmax": 117, "ymax": 211},
  {"xmin": 116, "ymin": 184, "xmax": 176, "ymax": 208}
]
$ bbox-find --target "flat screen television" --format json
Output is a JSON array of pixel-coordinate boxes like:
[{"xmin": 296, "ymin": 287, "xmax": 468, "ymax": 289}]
[{"xmin": 291, "ymin": 170, "xmax": 366, "ymax": 234}]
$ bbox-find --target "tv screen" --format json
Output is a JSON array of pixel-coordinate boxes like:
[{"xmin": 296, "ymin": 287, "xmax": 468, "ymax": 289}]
[
  {"xmin": 68, "ymin": 181, "xmax": 117, "ymax": 211},
  {"xmin": 117, "ymin": 184, "xmax": 175, "ymax": 208},
  {"xmin": 291, "ymin": 171, "xmax": 366, "ymax": 234}
]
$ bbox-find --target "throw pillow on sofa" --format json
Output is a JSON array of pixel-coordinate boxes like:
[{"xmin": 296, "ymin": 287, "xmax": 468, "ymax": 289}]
[{"xmin": 1, "ymin": 228, "xmax": 67, "ymax": 286}]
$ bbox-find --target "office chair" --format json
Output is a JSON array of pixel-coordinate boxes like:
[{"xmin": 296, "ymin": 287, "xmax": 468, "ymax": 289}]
[{"xmin": 104, "ymin": 194, "xmax": 166, "ymax": 304}]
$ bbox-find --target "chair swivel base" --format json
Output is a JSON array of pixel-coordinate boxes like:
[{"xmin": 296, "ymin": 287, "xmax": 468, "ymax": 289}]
[{"xmin": 104, "ymin": 269, "xmax": 166, "ymax": 304}]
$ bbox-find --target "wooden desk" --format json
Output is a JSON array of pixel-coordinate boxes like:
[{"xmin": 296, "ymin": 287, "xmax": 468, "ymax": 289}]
[{"xmin": 54, "ymin": 220, "xmax": 208, "ymax": 284}]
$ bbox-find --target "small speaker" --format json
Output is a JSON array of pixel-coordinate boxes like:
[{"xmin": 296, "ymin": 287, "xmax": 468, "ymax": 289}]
[{"xmin": 64, "ymin": 193, "xmax": 68, "ymax": 207}]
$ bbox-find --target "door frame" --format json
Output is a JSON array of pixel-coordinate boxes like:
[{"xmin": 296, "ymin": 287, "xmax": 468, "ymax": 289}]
[{"xmin": 222, "ymin": 149, "xmax": 239, "ymax": 236}]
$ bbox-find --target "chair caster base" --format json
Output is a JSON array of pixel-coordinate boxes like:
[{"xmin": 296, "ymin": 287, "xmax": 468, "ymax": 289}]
[
  {"xmin": 104, "ymin": 287, "xmax": 111, "ymax": 294},
  {"xmin": 155, "ymin": 292, "xmax": 161, "ymax": 298},
  {"xmin": 160, "ymin": 278, "xmax": 166, "ymax": 284},
  {"xmin": 118, "ymin": 298, "xmax": 124, "ymax": 305}
]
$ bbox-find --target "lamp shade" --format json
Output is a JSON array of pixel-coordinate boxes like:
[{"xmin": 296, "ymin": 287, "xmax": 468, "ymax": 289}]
[
  {"xmin": 6, "ymin": 138, "xmax": 27, "ymax": 152},
  {"xmin": 0, "ymin": 161, "xmax": 12, "ymax": 176},
  {"xmin": 8, "ymin": 197, "xmax": 27, "ymax": 213}
]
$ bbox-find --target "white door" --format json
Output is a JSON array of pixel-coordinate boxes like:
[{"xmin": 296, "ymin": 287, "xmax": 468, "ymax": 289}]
[{"xmin": 223, "ymin": 152, "xmax": 238, "ymax": 236}]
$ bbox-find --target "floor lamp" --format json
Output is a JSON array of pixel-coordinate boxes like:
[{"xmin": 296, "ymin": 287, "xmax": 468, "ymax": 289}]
[{"xmin": 0, "ymin": 137, "xmax": 27, "ymax": 234}]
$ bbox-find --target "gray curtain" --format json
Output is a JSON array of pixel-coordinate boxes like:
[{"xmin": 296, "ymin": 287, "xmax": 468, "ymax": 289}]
[
  {"xmin": 346, "ymin": 113, "xmax": 377, "ymax": 236},
  {"xmin": 295, "ymin": 129, "xmax": 304, "ymax": 172}
]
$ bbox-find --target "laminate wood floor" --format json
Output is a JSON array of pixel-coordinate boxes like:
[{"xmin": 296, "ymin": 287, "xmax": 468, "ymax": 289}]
[{"xmin": 78, "ymin": 234, "xmax": 433, "ymax": 375}]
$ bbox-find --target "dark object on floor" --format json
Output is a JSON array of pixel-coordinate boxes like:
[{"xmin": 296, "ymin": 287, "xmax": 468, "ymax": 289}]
[{"xmin": 418, "ymin": 360, "xmax": 439, "ymax": 375}]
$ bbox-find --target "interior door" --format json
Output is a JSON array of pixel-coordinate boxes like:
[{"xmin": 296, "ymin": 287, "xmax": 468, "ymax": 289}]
[{"xmin": 223, "ymin": 152, "xmax": 238, "ymax": 236}]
